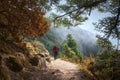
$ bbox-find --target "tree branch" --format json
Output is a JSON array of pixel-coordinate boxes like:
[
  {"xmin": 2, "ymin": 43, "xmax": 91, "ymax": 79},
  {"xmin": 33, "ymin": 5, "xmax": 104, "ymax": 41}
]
[
  {"xmin": 107, "ymin": 0, "xmax": 120, "ymax": 38},
  {"xmin": 53, "ymin": 0, "xmax": 107, "ymax": 22},
  {"xmin": 53, "ymin": 8, "xmax": 80, "ymax": 23}
]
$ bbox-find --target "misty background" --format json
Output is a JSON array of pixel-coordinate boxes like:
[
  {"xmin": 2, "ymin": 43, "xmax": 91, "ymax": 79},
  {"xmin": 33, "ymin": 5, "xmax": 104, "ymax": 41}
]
[
  {"xmin": 37, "ymin": 10, "xmax": 109, "ymax": 56},
  {"xmin": 38, "ymin": 26, "xmax": 99, "ymax": 56}
]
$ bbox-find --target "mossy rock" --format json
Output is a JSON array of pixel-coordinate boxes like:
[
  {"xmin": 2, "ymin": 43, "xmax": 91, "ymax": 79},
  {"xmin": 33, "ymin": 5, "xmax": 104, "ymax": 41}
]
[
  {"xmin": 29, "ymin": 56, "xmax": 39, "ymax": 66},
  {"xmin": 5, "ymin": 56, "xmax": 23, "ymax": 72}
]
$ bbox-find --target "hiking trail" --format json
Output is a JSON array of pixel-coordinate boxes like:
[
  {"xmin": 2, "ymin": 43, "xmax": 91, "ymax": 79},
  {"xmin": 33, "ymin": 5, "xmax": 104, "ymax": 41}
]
[
  {"xmin": 45, "ymin": 58, "xmax": 93, "ymax": 80},
  {"xmin": 24, "ymin": 58, "xmax": 93, "ymax": 80}
]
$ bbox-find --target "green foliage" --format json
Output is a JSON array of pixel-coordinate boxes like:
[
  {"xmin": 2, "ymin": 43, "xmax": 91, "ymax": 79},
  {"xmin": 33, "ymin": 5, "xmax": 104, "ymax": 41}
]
[
  {"xmin": 49, "ymin": 0, "xmax": 120, "ymax": 44},
  {"xmin": 97, "ymin": 35, "xmax": 112, "ymax": 49},
  {"xmin": 92, "ymin": 49, "xmax": 120, "ymax": 80},
  {"xmin": 91, "ymin": 0, "xmax": 120, "ymax": 79},
  {"xmin": 62, "ymin": 34, "xmax": 83, "ymax": 61},
  {"xmin": 37, "ymin": 30, "xmax": 62, "ymax": 55},
  {"xmin": 95, "ymin": 16, "xmax": 120, "ymax": 39},
  {"xmin": 67, "ymin": 34, "xmax": 79, "ymax": 54},
  {"xmin": 49, "ymin": 0, "xmax": 106, "ymax": 27},
  {"xmin": 94, "ymin": 0, "xmax": 120, "ymax": 48},
  {"xmin": 62, "ymin": 43, "xmax": 76, "ymax": 58},
  {"xmin": 91, "ymin": 37, "xmax": 120, "ymax": 80}
]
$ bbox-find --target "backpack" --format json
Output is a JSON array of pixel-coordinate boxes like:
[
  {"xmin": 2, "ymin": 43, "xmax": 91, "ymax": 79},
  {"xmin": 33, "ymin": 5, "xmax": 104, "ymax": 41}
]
[{"xmin": 53, "ymin": 46, "xmax": 58, "ymax": 53}]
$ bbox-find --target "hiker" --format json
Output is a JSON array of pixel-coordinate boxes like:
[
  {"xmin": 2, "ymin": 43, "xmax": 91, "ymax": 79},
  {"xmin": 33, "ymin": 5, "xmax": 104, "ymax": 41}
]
[{"xmin": 53, "ymin": 45, "xmax": 59, "ymax": 60}]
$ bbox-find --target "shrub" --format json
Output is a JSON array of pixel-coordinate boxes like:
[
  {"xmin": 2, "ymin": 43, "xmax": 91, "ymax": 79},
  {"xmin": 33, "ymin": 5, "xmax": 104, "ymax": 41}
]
[{"xmin": 92, "ymin": 50, "xmax": 120, "ymax": 80}]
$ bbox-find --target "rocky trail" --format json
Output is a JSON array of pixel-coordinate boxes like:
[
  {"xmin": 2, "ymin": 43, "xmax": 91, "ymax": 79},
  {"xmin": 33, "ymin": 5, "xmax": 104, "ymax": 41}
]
[
  {"xmin": 47, "ymin": 58, "xmax": 91, "ymax": 80},
  {"xmin": 10, "ymin": 58, "xmax": 94, "ymax": 80},
  {"xmin": 27, "ymin": 58, "xmax": 94, "ymax": 80}
]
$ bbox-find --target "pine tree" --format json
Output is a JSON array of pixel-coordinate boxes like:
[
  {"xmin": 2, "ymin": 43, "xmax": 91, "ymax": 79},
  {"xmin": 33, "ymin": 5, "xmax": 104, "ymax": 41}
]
[
  {"xmin": 62, "ymin": 34, "xmax": 83, "ymax": 61},
  {"xmin": 67, "ymin": 34, "xmax": 79, "ymax": 55}
]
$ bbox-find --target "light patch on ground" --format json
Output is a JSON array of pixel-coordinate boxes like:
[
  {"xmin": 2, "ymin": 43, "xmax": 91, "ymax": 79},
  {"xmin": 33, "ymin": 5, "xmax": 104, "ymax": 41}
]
[{"xmin": 48, "ymin": 58, "xmax": 79, "ymax": 73}]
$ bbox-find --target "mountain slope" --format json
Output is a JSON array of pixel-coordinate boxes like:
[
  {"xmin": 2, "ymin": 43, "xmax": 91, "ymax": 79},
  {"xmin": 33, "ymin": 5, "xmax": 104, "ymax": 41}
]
[{"xmin": 38, "ymin": 27, "xmax": 99, "ymax": 56}]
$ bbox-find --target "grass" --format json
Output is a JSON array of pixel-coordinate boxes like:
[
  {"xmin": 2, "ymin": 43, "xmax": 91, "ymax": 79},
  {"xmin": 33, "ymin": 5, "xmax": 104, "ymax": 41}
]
[{"xmin": 78, "ymin": 55, "xmax": 97, "ymax": 80}]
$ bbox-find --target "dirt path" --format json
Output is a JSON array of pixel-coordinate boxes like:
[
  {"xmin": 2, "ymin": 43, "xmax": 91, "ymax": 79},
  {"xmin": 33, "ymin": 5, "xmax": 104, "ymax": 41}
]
[
  {"xmin": 15, "ymin": 58, "xmax": 93, "ymax": 80},
  {"xmin": 45, "ymin": 58, "xmax": 93, "ymax": 80},
  {"xmin": 48, "ymin": 58, "xmax": 79, "ymax": 72}
]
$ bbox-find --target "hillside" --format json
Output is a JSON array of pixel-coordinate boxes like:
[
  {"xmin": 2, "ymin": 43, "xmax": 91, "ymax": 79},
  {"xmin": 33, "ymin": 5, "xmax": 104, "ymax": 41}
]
[
  {"xmin": 0, "ymin": 40, "xmax": 51, "ymax": 80},
  {"xmin": 38, "ymin": 27, "xmax": 99, "ymax": 56}
]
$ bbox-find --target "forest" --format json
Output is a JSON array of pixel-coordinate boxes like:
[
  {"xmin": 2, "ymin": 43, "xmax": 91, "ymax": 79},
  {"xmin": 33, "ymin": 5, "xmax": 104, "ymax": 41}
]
[{"xmin": 0, "ymin": 0, "xmax": 120, "ymax": 80}]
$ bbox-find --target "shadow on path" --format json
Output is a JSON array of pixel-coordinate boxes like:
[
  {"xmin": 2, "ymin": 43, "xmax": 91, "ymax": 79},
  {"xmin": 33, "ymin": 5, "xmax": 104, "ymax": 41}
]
[{"xmin": 11, "ymin": 58, "xmax": 94, "ymax": 80}]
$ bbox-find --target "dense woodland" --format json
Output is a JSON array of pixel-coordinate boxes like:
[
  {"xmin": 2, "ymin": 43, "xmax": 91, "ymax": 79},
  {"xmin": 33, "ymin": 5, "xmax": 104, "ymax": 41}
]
[{"xmin": 0, "ymin": 0, "xmax": 120, "ymax": 80}]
